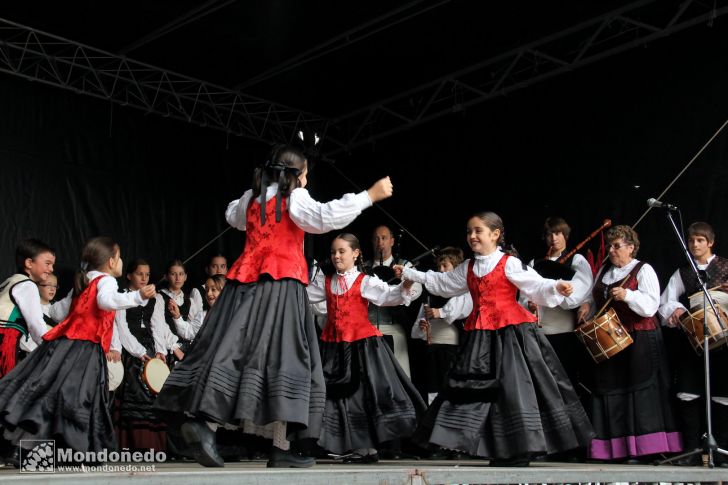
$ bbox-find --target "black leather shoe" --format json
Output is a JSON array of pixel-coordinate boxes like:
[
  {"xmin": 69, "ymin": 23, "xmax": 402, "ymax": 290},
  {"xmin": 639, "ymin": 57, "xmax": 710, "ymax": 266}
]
[
  {"xmin": 181, "ymin": 421, "xmax": 224, "ymax": 467},
  {"xmin": 266, "ymin": 447, "xmax": 315, "ymax": 468},
  {"xmin": 6, "ymin": 448, "xmax": 20, "ymax": 469},
  {"xmin": 489, "ymin": 456, "xmax": 530, "ymax": 467},
  {"xmin": 342, "ymin": 452, "xmax": 379, "ymax": 464},
  {"xmin": 378, "ymin": 448, "xmax": 401, "ymax": 459}
]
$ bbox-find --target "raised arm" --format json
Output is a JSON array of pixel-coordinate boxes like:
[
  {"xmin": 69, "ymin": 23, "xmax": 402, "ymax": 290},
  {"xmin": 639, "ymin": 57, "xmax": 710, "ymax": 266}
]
[
  {"xmin": 360, "ymin": 274, "xmax": 417, "ymax": 307},
  {"xmin": 288, "ymin": 177, "xmax": 392, "ymax": 234},
  {"xmin": 399, "ymin": 262, "xmax": 469, "ymax": 298}
]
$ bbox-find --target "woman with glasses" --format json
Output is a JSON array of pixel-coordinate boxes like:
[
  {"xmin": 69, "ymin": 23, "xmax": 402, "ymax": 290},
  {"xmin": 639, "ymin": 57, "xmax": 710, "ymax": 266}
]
[{"xmin": 577, "ymin": 225, "xmax": 681, "ymax": 462}]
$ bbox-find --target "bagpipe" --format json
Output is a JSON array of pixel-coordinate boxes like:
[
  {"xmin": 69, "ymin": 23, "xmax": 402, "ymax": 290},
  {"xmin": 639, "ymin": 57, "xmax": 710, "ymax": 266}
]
[{"xmin": 532, "ymin": 219, "xmax": 611, "ymax": 280}]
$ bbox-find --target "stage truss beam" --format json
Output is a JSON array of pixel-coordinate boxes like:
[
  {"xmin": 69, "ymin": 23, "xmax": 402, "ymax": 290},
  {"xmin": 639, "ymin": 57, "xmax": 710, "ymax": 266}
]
[
  {"xmin": 0, "ymin": 18, "xmax": 328, "ymax": 146},
  {"xmin": 322, "ymin": 0, "xmax": 728, "ymax": 156}
]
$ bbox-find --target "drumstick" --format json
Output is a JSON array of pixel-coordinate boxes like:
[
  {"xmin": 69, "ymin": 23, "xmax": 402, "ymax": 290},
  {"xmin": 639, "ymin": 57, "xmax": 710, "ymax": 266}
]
[
  {"xmin": 423, "ymin": 304, "xmax": 432, "ymax": 345},
  {"xmin": 593, "ymin": 273, "xmax": 632, "ymax": 320}
]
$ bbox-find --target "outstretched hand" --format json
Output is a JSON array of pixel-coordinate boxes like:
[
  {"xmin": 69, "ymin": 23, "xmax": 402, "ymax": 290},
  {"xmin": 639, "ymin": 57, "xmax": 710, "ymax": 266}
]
[{"xmin": 367, "ymin": 176, "xmax": 393, "ymax": 203}]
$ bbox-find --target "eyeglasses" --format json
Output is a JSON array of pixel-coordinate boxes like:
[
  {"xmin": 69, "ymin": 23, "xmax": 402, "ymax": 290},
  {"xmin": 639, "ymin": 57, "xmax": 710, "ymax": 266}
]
[
  {"xmin": 608, "ymin": 243, "xmax": 631, "ymax": 250},
  {"xmin": 38, "ymin": 284, "xmax": 59, "ymax": 288}
]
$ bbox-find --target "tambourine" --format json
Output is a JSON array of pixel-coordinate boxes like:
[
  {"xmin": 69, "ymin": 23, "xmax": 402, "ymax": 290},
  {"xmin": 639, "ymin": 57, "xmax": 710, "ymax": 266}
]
[
  {"xmin": 140, "ymin": 357, "xmax": 170, "ymax": 395},
  {"xmin": 107, "ymin": 359, "xmax": 124, "ymax": 391}
]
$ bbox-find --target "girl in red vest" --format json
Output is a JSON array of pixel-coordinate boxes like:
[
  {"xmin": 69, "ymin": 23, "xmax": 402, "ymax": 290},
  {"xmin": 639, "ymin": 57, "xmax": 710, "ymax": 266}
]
[
  {"xmin": 0, "ymin": 236, "xmax": 156, "ymax": 461},
  {"xmin": 154, "ymin": 145, "xmax": 393, "ymax": 468},
  {"xmin": 395, "ymin": 211, "xmax": 594, "ymax": 466},
  {"xmin": 306, "ymin": 233, "xmax": 426, "ymax": 463}
]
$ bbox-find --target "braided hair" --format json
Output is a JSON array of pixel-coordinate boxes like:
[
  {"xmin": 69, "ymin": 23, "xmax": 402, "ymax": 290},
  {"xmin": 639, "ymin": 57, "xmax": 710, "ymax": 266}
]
[{"xmin": 251, "ymin": 144, "xmax": 307, "ymax": 224}]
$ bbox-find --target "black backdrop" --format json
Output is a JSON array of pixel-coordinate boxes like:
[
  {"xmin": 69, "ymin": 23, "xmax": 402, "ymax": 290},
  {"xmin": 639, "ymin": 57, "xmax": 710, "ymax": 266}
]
[{"xmin": 2, "ymin": 21, "xmax": 728, "ymax": 295}]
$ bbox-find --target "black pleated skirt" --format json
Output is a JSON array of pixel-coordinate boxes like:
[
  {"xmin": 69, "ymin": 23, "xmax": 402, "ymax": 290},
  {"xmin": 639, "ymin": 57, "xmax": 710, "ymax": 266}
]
[
  {"xmin": 318, "ymin": 336, "xmax": 426, "ymax": 454},
  {"xmin": 154, "ymin": 278, "xmax": 325, "ymax": 441},
  {"xmin": 414, "ymin": 323, "xmax": 594, "ymax": 459},
  {"xmin": 118, "ymin": 352, "xmax": 163, "ymax": 424},
  {"xmin": 0, "ymin": 338, "xmax": 115, "ymax": 453},
  {"xmin": 589, "ymin": 328, "xmax": 682, "ymax": 459}
]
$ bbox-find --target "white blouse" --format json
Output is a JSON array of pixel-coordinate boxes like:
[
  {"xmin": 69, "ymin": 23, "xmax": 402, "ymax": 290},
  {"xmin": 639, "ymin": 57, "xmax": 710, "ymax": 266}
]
[
  {"xmin": 113, "ymin": 289, "xmax": 169, "ymax": 359},
  {"xmin": 225, "ymin": 184, "xmax": 372, "ymax": 235},
  {"xmin": 87, "ymin": 271, "xmax": 146, "ymax": 354},
  {"xmin": 174, "ymin": 308, "xmax": 207, "ymax": 341},
  {"xmin": 18, "ymin": 296, "xmax": 73, "ymax": 353},
  {"xmin": 369, "ymin": 255, "xmax": 423, "ymax": 301},
  {"xmin": 411, "ymin": 293, "xmax": 472, "ymax": 344},
  {"xmin": 402, "ymin": 249, "xmax": 565, "ymax": 308},
  {"xmin": 584, "ymin": 259, "xmax": 660, "ymax": 318},
  {"xmin": 307, "ymin": 268, "xmax": 416, "ymax": 308},
  {"xmin": 658, "ymin": 255, "xmax": 715, "ymax": 323},
  {"xmin": 11, "ymin": 279, "xmax": 53, "ymax": 344}
]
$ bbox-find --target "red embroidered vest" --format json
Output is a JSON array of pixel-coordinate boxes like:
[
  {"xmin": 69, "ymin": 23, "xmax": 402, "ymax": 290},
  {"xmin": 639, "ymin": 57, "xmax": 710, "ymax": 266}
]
[
  {"xmin": 465, "ymin": 255, "xmax": 538, "ymax": 331},
  {"xmin": 43, "ymin": 276, "xmax": 116, "ymax": 352},
  {"xmin": 321, "ymin": 273, "xmax": 383, "ymax": 343},
  {"xmin": 227, "ymin": 196, "xmax": 308, "ymax": 284},
  {"xmin": 593, "ymin": 261, "xmax": 657, "ymax": 332}
]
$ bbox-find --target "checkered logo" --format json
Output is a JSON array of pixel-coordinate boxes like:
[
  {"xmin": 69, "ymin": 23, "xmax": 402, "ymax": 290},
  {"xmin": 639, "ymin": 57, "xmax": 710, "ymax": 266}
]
[{"xmin": 19, "ymin": 440, "xmax": 55, "ymax": 473}]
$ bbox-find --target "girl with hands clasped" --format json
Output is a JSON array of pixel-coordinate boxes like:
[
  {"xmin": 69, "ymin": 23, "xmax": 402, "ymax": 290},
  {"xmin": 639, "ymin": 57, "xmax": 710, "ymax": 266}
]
[
  {"xmin": 394, "ymin": 212, "xmax": 593, "ymax": 466},
  {"xmin": 0, "ymin": 237, "xmax": 155, "ymax": 458},
  {"xmin": 113, "ymin": 259, "xmax": 171, "ymax": 452},
  {"xmin": 154, "ymin": 144, "xmax": 393, "ymax": 468},
  {"xmin": 306, "ymin": 234, "xmax": 426, "ymax": 464}
]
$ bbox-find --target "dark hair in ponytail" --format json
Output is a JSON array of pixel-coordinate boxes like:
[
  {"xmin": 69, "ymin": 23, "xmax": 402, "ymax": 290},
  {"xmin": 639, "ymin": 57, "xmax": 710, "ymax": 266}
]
[
  {"xmin": 251, "ymin": 145, "xmax": 307, "ymax": 200},
  {"xmin": 470, "ymin": 211, "xmax": 506, "ymax": 246},
  {"xmin": 74, "ymin": 236, "xmax": 119, "ymax": 296},
  {"xmin": 250, "ymin": 145, "xmax": 308, "ymax": 225},
  {"xmin": 333, "ymin": 233, "xmax": 365, "ymax": 272}
]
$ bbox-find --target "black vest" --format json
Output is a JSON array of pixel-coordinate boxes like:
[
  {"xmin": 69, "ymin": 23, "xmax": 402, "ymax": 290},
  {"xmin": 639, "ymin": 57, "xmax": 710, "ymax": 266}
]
[
  {"xmin": 679, "ymin": 255, "xmax": 728, "ymax": 307},
  {"xmin": 125, "ymin": 297, "xmax": 157, "ymax": 354},
  {"xmin": 160, "ymin": 288, "xmax": 192, "ymax": 340}
]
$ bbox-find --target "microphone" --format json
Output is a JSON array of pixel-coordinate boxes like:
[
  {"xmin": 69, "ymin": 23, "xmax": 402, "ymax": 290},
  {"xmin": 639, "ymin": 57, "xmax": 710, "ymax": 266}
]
[{"xmin": 647, "ymin": 198, "xmax": 678, "ymax": 210}]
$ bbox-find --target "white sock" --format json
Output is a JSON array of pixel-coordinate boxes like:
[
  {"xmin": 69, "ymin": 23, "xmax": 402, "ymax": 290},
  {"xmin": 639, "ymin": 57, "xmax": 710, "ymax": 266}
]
[{"xmin": 272, "ymin": 421, "xmax": 290, "ymax": 451}]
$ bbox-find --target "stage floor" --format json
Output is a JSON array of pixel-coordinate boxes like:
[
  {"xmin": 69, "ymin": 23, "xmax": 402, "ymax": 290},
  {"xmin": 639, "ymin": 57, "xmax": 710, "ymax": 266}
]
[{"xmin": 1, "ymin": 458, "xmax": 726, "ymax": 484}]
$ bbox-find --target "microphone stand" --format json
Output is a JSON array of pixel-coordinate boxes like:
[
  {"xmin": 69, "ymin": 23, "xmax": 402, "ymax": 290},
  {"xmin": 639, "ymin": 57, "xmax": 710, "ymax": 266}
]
[{"xmin": 657, "ymin": 206, "xmax": 728, "ymax": 468}]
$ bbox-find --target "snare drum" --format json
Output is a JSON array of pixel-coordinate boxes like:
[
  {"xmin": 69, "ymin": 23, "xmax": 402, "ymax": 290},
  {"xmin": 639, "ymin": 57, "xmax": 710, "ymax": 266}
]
[
  {"xmin": 141, "ymin": 357, "xmax": 170, "ymax": 395},
  {"xmin": 678, "ymin": 304, "xmax": 728, "ymax": 354},
  {"xmin": 107, "ymin": 359, "xmax": 124, "ymax": 391},
  {"xmin": 688, "ymin": 289, "xmax": 728, "ymax": 311},
  {"xmin": 574, "ymin": 307, "xmax": 634, "ymax": 364}
]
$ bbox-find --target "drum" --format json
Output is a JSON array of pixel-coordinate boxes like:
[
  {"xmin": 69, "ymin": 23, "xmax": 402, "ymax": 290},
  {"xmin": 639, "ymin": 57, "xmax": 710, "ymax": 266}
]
[
  {"xmin": 678, "ymin": 304, "xmax": 728, "ymax": 354},
  {"xmin": 141, "ymin": 357, "xmax": 170, "ymax": 395},
  {"xmin": 574, "ymin": 307, "xmax": 634, "ymax": 364},
  {"xmin": 107, "ymin": 359, "xmax": 124, "ymax": 391},
  {"xmin": 688, "ymin": 289, "xmax": 728, "ymax": 311}
]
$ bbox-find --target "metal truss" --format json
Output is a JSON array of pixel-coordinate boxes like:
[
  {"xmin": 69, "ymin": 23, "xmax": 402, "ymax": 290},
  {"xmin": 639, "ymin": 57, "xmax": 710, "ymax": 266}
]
[
  {"xmin": 322, "ymin": 0, "xmax": 728, "ymax": 156},
  {"xmin": 0, "ymin": 18, "xmax": 327, "ymax": 145}
]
